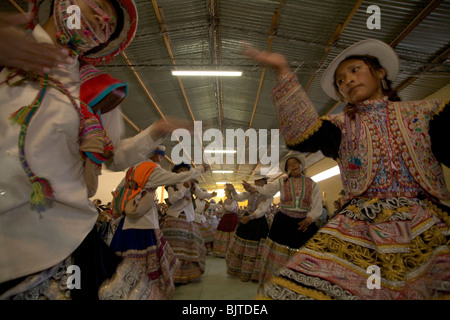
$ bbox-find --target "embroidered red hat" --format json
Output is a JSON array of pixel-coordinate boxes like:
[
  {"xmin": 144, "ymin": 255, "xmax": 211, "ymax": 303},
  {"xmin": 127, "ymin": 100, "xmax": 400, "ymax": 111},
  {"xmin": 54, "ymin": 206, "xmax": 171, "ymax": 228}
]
[
  {"xmin": 79, "ymin": 62, "xmax": 128, "ymax": 113},
  {"xmin": 32, "ymin": 0, "xmax": 138, "ymax": 66}
]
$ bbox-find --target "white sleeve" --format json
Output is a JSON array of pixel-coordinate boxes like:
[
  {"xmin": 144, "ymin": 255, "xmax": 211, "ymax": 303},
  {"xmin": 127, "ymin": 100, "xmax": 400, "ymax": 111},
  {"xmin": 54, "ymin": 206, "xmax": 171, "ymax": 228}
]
[
  {"xmin": 307, "ymin": 182, "xmax": 323, "ymax": 222},
  {"xmin": 167, "ymin": 184, "xmax": 189, "ymax": 204},
  {"xmin": 250, "ymin": 197, "xmax": 273, "ymax": 220},
  {"xmin": 208, "ymin": 203, "xmax": 220, "ymax": 210},
  {"xmin": 102, "ymin": 108, "xmax": 167, "ymax": 171},
  {"xmin": 253, "ymin": 180, "xmax": 280, "ymax": 198},
  {"xmin": 231, "ymin": 191, "xmax": 250, "ymax": 202},
  {"xmin": 193, "ymin": 184, "xmax": 214, "ymax": 200},
  {"xmin": 144, "ymin": 166, "xmax": 204, "ymax": 189}
]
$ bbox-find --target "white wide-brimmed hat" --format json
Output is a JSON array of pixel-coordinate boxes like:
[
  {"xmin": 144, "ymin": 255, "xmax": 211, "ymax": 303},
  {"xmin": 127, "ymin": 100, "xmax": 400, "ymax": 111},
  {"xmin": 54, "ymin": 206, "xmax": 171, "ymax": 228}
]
[
  {"xmin": 249, "ymin": 174, "xmax": 269, "ymax": 182},
  {"xmin": 279, "ymin": 152, "xmax": 306, "ymax": 175},
  {"xmin": 320, "ymin": 39, "xmax": 399, "ymax": 101}
]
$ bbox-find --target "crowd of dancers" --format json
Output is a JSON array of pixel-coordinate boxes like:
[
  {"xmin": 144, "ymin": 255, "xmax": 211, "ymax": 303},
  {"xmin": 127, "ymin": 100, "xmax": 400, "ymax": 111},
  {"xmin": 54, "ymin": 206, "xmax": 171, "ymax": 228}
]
[
  {"xmin": 91, "ymin": 149, "xmax": 323, "ymax": 300},
  {"xmin": 1, "ymin": 0, "xmax": 448, "ymax": 300}
]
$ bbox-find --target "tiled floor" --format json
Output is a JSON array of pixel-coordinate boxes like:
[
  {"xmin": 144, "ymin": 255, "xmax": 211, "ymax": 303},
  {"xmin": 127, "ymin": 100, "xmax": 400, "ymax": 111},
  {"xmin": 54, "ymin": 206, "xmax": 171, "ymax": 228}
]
[{"xmin": 172, "ymin": 255, "xmax": 259, "ymax": 300}]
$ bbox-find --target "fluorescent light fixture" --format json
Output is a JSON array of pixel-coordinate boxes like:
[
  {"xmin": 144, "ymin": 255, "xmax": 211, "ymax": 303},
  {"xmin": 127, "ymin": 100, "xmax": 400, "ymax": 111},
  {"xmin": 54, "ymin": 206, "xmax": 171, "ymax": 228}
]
[
  {"xmin": 311, "ymin": 166, "xmax": 340, "ymax": 183},
  {"xmin": 274, "ymin": 191, "xmax": 280, "ymax": 197},
  {"xmin": 216, "ymin": 182, "xmax": 228, "ymax": 185},
  {"xmin": 204, "ymin": 150, "xmax": 236, "ymax": 154},
  {"xmin": 172, "ymin": 70, "xmax": 242, "ymax": 77},
  {"xmin": 213, "ymin": 170, "xmax": 233, "ymax": 173}
]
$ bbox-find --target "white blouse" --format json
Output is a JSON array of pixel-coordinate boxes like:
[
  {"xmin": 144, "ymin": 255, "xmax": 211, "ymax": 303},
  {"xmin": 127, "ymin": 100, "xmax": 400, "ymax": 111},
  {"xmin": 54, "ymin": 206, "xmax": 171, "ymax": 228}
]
[
  {"xmin": 0, "ymin": 25, "xmax": 164, "ymax": 283},
  {"xmin": 166, "ymin": 183, "xmax": 214, "ymax": 222}
]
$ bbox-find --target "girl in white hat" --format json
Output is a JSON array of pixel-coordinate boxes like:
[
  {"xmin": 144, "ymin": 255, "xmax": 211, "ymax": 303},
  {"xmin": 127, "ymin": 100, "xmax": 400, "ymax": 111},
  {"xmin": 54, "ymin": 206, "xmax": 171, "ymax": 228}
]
[{"xmin": 245, "ymin": 39, "xmax": 450, "ymax": 300}]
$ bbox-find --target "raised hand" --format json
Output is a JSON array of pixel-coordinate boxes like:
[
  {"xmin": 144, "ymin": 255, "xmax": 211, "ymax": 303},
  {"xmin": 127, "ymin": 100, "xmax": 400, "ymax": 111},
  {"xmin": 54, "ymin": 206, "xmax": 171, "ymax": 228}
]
[
  {"xmin": 150, "ymin": 117, "xmax": 194, "ymax": 140},
  {"xmin": 0, "ymin": 12, "xmax": 73, "ymax": 74},
  {"xmin": 242, "ymin": 41, "xmax": 290, "ymax": 75}
]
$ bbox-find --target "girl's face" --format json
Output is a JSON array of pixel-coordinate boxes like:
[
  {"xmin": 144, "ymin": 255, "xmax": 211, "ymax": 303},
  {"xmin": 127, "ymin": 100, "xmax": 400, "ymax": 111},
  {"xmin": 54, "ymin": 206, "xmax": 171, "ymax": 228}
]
[
  {"xmin": 335, "ymin": 59, "xmax": 386, "ymax": 104},
  {"xmin": 286, "ymin": 158, "xmax": 302, "ymax": 177}
]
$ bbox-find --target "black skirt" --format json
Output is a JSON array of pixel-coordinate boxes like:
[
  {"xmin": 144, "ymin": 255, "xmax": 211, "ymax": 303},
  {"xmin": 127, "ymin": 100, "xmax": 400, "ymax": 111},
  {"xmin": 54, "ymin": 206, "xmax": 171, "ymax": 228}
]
[
  {"xmin": 268, "ymin": 211, "xmax": 319, "ymax": 249},
  {"xmin": 235, "ymin": 214, "xmax": 269, "ymax": 241},
  {"xmin": 71, "ymin": 227, "xmax": 121, "ymax": 300}
]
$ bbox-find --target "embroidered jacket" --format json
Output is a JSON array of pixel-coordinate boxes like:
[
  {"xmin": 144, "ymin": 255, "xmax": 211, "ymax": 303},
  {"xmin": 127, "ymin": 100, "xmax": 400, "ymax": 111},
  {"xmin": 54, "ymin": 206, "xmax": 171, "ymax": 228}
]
[
  {"xmin": 254, "ymin": 176, "xmax": 323, "ymax": 221},
  {"xmin": 273, "ymin": 72, "xmax": 450, "ymax": 202}
]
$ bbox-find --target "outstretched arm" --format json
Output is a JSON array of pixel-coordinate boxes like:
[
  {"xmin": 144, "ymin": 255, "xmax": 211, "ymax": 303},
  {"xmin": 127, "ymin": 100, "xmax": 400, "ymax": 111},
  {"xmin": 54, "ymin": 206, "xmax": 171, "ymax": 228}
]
[{"xmin": 244, "ymin": 42, "xmax": 341, "ymax": 159}]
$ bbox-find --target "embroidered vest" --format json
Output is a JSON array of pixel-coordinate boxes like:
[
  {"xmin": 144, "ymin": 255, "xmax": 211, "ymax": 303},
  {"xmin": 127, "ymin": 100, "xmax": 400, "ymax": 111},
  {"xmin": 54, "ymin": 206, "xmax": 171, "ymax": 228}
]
[
  {"xmin": 279, "ymin": 176, "xmax": 314, "ymax": 211},
  {"xmin": 327, "ymin": 99, "xmax": 450, "ymax": 201}
]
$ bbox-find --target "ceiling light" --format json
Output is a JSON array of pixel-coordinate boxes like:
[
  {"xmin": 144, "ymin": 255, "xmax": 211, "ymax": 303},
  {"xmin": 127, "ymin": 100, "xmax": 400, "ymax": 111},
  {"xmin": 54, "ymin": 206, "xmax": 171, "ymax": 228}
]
[
  {"xmin": 212, "ymin": 170, "xmax": 233, "ymax": 173},
  {"xmin": 311, "ymin": 166, "xmax": 340, "ymax": 183},
  {"xmin": 216, "ymin": 182, "xmax": 229, "ymax": 185},
  {"xmin": 172, "ymin": 70, "xmax": 243, "ymax": 77},
  {"xmin": 204, "ymin": 150, "xmax": 236, "ymax": 154}
]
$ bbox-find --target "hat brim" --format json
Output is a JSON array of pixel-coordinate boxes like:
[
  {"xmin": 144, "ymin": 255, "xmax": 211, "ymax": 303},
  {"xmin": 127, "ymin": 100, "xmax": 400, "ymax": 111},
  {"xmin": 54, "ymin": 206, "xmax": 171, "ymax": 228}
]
[
  {"xmin": 34, "ymin": 0, "xmax": 138, "ymax": 66},
  {"xmin": 320, "ymin": 39, "xmax": 399, "ymax": 101},
  {"xmin": 249, "ymin": 175, "xmax": 269, "ymax": 181},
  {"xmin": 279, "ymin": 152, "xmax": 306, "ymax": 174}
]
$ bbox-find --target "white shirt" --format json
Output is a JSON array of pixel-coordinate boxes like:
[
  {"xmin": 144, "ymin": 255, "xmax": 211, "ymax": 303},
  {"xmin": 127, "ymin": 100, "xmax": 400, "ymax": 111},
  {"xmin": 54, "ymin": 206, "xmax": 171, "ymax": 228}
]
[
  {"xmin": 194, "ymin": 198, "xmax": 207, "ymax": 223},
  {"xmin": 121, "ymin": 164, "xmax": 205, "ymax": 230},
  {"xmin": 166, "ymin": 183, "xmax": 214, "ymax": 222},
  {"xmin": 0, "ymin": 25, "xmax": 164, "ymax": 283},
  {"xmin": 221, "ymin": 199, "xmax": 238, "ymax": 213},
  {"xmin": 231, "ymin": 191, "xmax": 273, "ymax": 220}
]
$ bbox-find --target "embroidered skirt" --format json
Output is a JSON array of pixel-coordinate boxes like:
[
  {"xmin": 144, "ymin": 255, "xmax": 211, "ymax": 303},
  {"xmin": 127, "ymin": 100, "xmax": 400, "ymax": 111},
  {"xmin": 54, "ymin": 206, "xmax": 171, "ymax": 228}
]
[
  {"xmin": 161, "ymin": 213, "xmax": 206, "ymax": 283},
  {"xmin": 98, "ymin": 218, "xmax": 179, "ymax": 300},
  {"xmin": 213, "ymin": 212, "xmax": 240, "ymax": 257},
  {"xmin": 258, "ymin": 211, "xmax": 319, "ymax": 291},
  {"xmin": 196, "ymin": 220, "xmax": 215, "ymax": 254},
  {"xmin": 226, "ymin": 215, "xmax": 269, "ymax": 282},
  {"xmin": 258, "ymin": 197, "xmax": 450, "ymax": 300}
]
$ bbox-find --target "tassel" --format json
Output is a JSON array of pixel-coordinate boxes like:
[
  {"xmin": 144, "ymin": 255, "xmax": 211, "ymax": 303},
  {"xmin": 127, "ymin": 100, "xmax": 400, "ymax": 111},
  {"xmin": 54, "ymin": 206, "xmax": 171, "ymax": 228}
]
[
  {"xmin": 9, "ymin": 75, "xmax": 46, "ymax": 125},
  {"xmin": 30, "ymin": 177, "xmax": 55, "ymax": 213},
  {"xmin": 9, "ymin": 105, "xmax": 34, "ymax": 125}
]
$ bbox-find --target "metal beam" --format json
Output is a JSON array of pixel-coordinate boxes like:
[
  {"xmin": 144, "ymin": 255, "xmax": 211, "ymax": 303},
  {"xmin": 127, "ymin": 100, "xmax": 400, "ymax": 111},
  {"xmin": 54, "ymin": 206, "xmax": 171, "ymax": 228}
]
[{"xmin": 237, "ymin": 0, "xmax": 285, "ymax": 179}]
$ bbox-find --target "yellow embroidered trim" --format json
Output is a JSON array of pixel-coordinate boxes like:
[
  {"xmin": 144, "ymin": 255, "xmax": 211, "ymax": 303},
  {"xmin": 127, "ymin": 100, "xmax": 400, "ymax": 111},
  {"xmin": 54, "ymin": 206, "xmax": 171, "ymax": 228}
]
[
  {"xmin": 305, "ymin": 225, "xmax": 449, "ymax": 283},
  {"xmin": 270, "ymin": 276, "xmax": 333, "ymax": 300},
  {"xmin": 374, "ymin": 206, "xmax": 410, "ymax": 223},
  {"xmin": 431, "ymin": 99, "xmax": 449, "ymax": 118},
  {"xmin": 425, "ymin": 199, "xmax": 450, "ymax": 229},
  {"xmin": 285, "ymin": 118, "xmax": 323, "ymax": 147},
  {"xmin": 431, "ymin": 294, "xmax": 450, "ymax": 300}
]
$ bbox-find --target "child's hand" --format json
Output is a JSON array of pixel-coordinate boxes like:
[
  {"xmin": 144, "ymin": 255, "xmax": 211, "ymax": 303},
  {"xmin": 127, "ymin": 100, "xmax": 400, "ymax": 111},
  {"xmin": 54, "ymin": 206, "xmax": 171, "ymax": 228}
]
[{"xmin": 242, "ymin": 41, "xmax": 290, "ymax": 75}]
